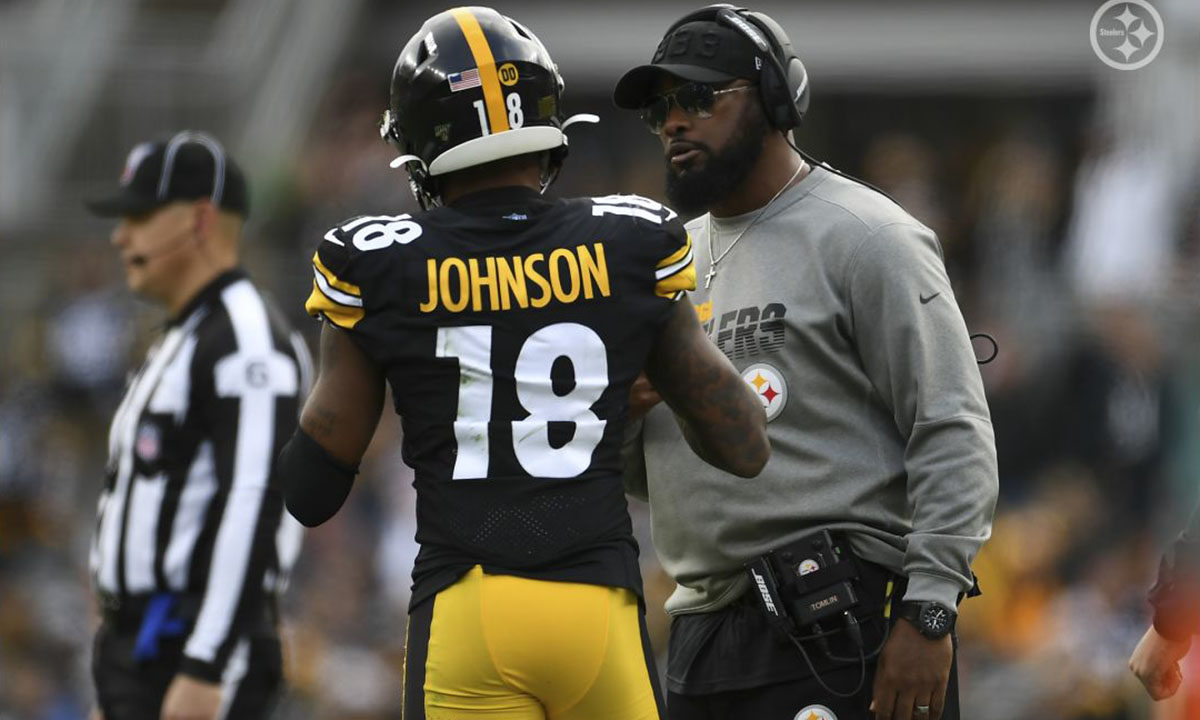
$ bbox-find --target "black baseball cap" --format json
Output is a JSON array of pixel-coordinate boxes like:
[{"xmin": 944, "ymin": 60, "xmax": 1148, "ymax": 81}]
[
  {"xmin": 86, "ymin": 131, "xmax": 250, "ymax": 218},
  {"xmin": 613, "ymin": 20, "xmax": 764, "ymax": 109}
]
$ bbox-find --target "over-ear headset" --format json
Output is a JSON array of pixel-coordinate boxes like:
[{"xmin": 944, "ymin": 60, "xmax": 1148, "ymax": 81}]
[{"xmin": 663, "ymin": 4, "xmax": 809, "ymax": 130}]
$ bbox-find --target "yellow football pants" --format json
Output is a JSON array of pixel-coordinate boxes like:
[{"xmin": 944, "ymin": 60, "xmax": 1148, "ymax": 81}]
[{"xmin": 404, "ymin": 566, "xmax": 664, "ymax": 720}]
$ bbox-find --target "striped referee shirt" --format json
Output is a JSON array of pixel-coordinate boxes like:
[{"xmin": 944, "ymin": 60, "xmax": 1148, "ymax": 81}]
[{"xmin": 90, "ymin": 268, "xmax": 312, "ymax": 681}]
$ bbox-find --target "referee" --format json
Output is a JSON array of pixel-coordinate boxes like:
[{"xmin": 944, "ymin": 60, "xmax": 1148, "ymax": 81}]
[{"xmin": 85, "ymin": 131, "xmax": 311, "ymax": 719}]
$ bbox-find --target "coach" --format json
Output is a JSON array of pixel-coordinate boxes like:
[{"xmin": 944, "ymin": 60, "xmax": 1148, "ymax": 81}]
[
  {"xmin": 615, "ymin": 5, "xmax": 998, "ymax": 720},
  {"xmin": 85, "ymin": 131, "xmax": 310, "ymax": 719}
]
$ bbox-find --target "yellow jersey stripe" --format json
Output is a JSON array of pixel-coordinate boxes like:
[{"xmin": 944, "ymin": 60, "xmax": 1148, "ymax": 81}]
[
  {"xmin": 305, "ymin": 282, "xmax": 364, "ymax": 329},
  {"xmin": 656, "ymin": 232, "xmax": 693, "ymax": 269},
  {"xmin": 450, "ymin": 8, "xmax": 509, "ymax": 135},
  {"xmin": 655, "ymin": 262, "xmax": 696, "ymax": 299},
  {"xmin": 312, "ymin": 252, "xmax": 362, "ymax": 297}
]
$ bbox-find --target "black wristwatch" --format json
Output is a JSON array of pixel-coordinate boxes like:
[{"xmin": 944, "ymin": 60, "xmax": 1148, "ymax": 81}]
[{"xmin": 897, "ymin": 601, "xmax": 956, "ymax": 639}]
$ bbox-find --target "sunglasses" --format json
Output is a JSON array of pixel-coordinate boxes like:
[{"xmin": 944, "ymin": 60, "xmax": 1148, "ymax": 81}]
[{"xmin": 639, "ymin": 82, "xmax": 757, "ymax": 134}]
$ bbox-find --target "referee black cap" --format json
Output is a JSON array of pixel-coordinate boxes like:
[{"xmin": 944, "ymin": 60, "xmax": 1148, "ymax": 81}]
[
  {"xmin": 613, "ymin": 20, "xmax": 763, "ymax": 109},
  {"xmin": 86, "ymin": 131, "xmax": 249, "ymax": 218}
]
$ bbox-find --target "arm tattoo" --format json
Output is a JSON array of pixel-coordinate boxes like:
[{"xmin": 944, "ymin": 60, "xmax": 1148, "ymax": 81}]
[
  {"xmin": 298, "ymin": 323, "xmax": 387, "ymax": 464},
  {"xmin": 304, "ymin": 404, "xmax": 338, "ymax": 441},
  {"xmin": 647, "ymin": 301, "xmax": 769, "ymax": 476}
]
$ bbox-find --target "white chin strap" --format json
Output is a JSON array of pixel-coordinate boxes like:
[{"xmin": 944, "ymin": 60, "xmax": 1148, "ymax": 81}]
[
  {"xmin": 389, "ymin": 154, "xmax": 427, "ymax": 170},
  {"xmin": 562, "ymin": 113, "xmax": 600, "ymax": 130}
]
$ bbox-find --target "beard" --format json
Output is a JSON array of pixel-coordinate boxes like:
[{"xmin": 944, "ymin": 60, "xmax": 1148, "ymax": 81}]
[{"xmin": 664, "ymin": 101, "xmax": 770, "ymax": 217}]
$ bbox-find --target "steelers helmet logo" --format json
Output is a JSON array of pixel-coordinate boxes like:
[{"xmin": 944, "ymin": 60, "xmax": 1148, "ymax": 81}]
[
  {"xmin": 795, "ymin": 706, "xmax": 838, "ymax": 720},
  {"xmin": 742, "ymin": 363, "xmax": 787, "ymax": 422}
]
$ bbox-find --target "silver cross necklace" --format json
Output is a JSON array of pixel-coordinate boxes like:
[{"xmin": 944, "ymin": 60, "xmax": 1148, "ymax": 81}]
[{"xmin": 704, "ymin": 161, "xmax": 806, "ymax": 289}]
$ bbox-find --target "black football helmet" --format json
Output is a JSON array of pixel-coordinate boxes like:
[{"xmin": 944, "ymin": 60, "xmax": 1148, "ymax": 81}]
[{"xmin": 382, "ymin": 6, "xmax": 597, "ymax": 209}]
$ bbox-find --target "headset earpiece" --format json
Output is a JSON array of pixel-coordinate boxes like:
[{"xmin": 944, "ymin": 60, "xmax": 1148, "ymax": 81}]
[
  {"xmin": 757, "ymin": 47, "xmax": 791, "ymax": 129},
  {"xmin": 735, "ymin": 9, "xmax": 808, "ymax": 131},
  {"xmin": 783, "ymin": 55, "xmax": 809, "ymax": 123}
]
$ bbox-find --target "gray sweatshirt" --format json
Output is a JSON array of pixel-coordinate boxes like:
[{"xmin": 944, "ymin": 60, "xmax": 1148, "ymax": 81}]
[{"xmin": 626, "ymin": 165, "xmax": 998, "ymax": 615}]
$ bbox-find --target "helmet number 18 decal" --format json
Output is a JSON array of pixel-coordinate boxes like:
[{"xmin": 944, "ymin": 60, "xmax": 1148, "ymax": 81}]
[{"xmin": 473, "ymin": 93, "xmax": 524, "ymax": 136}]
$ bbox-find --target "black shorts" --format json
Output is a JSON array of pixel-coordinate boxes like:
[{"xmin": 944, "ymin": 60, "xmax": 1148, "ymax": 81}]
[
  {"xmin": 91, "ymin": 622, "xmax": 282, "ymax": 720},
  {"xmin": 665, "ymin": 562, "xmax": 960, "ymax": 720}
]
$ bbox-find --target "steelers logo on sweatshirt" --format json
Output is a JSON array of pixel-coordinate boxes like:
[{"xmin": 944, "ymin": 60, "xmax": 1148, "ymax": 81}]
[
  {"xmin": 794, "ymin": 706, "xmax": 838, "ymax": 720},
  {"xmin": 742, "ymin": 363, "xmax": 787, "ymax": 422}
]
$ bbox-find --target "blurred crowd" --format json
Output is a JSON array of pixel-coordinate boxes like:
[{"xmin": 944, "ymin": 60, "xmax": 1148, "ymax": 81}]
[{"xmin": 3, "ymin": 68, "xmax": 1200, "ymax": 720}]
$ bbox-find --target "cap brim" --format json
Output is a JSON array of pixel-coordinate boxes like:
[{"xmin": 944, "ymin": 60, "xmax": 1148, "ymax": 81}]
[
  {"xmin": 612, "ymin": 64, "xmax": 738, "ymax": 109},
  {"xmin": 84, "ymin": 190, "xmax": 162, "ymax": 218}
]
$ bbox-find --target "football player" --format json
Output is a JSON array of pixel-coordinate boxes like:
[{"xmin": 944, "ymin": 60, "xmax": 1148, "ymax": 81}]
[{"xmin": 278, "ymin": 7, "xmax": 769, "ymax": 720}]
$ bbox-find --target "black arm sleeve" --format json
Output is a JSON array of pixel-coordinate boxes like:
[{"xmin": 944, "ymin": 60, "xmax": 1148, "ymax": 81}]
[{"xmin": 279, "ymin": 428, "xmax": 359, "ymax": 527}]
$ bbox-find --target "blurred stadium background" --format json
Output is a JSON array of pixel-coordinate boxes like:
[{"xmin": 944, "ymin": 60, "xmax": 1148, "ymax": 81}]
[{"xmin": 2, "ymin": 0, "xmax": 1199, "ymax": 717}]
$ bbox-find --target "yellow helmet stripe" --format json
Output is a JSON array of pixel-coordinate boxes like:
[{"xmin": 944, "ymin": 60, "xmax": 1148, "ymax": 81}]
[{"xmin": 450, "ymin": 7, "xmax": 510, "ymax": 135}]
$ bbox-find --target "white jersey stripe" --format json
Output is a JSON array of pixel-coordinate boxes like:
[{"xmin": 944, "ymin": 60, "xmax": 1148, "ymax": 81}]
[
  {"xmin": 591, "ymin": 194, "xmax": 664, "ymax": 211},
  {"xmin": 591, "ymin": 195, "xmax": 678, "ymax": 222},
  {"xmin": 291, "ymin": 331, "xmax": 314, "ymax": 401},
  {"xmin": 147, "ymin": 333, "xmax": 198, "ymax": 423},
  {"xmin": 274, "ymin": 514, "xmax": 305, "ymax": 594},
  {"xmin": 312, "ymin": 267, "xmax": 364, "ymax": 307},
  {"xmin": 124, "ymin": 472, "xmax": 167, "ymax": 593},
  {"xmin": 592, "ymin": 204, "xmax": 663, "ymax": 224},
  {"xmin": 655, "ymin": 248, "xmax": 694, "ymax": 280},
  {"xmin": 185, "ymin": 281, "xmax": 285, "ymax": 663},
  {"xmin": 163, "ymin": 441, "xmax": 218, "ymax": 590},
  {"xmin": 339, "ymin": 214, "xmax": 412, "ymax": 232},
  {"xmin": 106, "ymin": 337, "xmax": 159, "ymax": 462},
  {"xmin": 216, "ymin": 638, "xmax": 251, "ymax": 720},
  {"xmin": 95, "ymin": 324, "xmax": 191, "ymax": 594}
]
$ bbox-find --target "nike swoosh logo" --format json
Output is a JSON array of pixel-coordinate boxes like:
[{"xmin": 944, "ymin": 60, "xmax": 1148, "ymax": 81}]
[{"xmin": 920, "ymin": 292, "xmax": 940, "ymax": 304}]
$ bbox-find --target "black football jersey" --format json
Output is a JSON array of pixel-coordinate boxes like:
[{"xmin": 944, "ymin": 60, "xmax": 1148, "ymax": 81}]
[{"xmin": 306, "ymin": 186, "xmax": 694, "ymax": 607}]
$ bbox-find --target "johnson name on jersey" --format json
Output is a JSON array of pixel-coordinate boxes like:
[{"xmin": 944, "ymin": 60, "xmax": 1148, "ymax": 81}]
[
  {"xmin": 304, "ymin": 188, "xmax": 694, "ymax": 606},
  {"xmin": 307, "ymin": 195, "xmax": 691, "ymax": 324}
]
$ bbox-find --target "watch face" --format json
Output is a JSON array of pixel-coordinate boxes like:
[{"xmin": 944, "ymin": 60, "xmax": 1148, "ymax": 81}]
[{"xmin": 920, "ymin": 604, "xmax": 952, "ymax": 636}]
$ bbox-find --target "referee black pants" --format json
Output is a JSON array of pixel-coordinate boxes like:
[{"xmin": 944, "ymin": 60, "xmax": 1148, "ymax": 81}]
[{"xmin": 92, "ymin": 622, "xmax": 282, "ymax": 720}]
